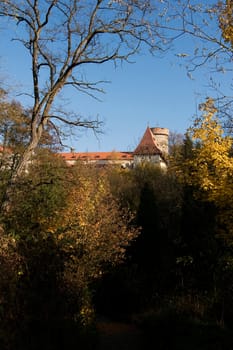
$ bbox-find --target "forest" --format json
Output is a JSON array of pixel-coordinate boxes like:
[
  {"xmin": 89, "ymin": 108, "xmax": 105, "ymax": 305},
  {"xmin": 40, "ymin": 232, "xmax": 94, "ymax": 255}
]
[
  {"xmin": 0, "ymin": 0, "xmax": 233, "ymax": 349},
  {"xmin": 0, "ymin": 93, "xmax": 233, "ymax": 349}
]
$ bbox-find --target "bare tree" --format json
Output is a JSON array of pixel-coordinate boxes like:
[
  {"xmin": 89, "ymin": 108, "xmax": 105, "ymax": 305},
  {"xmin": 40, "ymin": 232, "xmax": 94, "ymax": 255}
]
[
  {"xmin": 0, "ymin": 0, "xmax": 175, "ymax": 183},
  {"xmin": 153, "ymin": 1, "xmax": 231, "ymax": 73},
  {"xmin": 154, "ymin": 1, "xmax": 233, "ymax": 131}
]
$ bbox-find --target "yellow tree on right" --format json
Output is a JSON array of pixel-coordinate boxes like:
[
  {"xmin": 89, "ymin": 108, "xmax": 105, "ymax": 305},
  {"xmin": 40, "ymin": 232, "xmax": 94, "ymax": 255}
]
[
  {"xmin": 219, "ymin": 0, "xmax": 233, "ymax": 48},
  {"xmin": 186, "ymin": 98, "xmax": 233, "ymax": 239}
]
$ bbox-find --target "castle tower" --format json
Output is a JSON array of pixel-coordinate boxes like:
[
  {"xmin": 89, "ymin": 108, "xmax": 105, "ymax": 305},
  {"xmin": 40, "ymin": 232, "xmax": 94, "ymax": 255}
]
[
  {"xmin": 133, "ymin": 126, "xmax": 169, "ymax": 169},
  {"xmin": 150, "ymin": 127, "xmax": 169, "ymax": 155}
]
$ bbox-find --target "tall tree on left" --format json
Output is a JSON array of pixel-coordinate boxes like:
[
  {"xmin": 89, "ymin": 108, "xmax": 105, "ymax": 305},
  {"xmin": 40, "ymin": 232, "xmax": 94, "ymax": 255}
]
[
  {"xmin": 0, "ymin": 0, "xmax": 173, "ymax": 208},
  {"xmin": 0, "ymin": 89, "xmax": 60, "ymax": 208}
]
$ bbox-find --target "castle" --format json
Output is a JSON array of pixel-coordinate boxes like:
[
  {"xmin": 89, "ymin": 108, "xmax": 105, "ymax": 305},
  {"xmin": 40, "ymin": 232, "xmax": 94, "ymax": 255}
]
[{"xmin": 60, "ymin": 126, "xmax": 169, "ymax": 169}]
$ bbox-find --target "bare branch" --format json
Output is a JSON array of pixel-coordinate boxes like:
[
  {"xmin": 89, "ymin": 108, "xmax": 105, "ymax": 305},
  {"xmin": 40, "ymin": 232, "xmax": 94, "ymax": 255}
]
[{"xmin": 49, "ymin": 113, "xmax": 102, "ymax": 130}]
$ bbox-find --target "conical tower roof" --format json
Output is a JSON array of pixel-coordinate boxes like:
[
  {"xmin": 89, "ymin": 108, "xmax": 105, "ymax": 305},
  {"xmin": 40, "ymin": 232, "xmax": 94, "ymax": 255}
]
[{"xmin": 133, "ymin": 127, "xmax": 162, "ymax": 155}]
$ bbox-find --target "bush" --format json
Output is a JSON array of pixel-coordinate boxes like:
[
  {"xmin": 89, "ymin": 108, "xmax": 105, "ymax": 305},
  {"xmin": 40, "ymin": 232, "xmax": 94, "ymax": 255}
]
[{"xmin": 134, "ymin": 302, "xmax": 233, "ymax": 350}]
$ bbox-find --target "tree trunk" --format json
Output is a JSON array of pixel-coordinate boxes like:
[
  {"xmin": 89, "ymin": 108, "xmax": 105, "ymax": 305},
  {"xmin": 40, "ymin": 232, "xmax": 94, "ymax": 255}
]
[{"xmin": 1, "ymin": 136, "xmax": 40, "ymax": 213}]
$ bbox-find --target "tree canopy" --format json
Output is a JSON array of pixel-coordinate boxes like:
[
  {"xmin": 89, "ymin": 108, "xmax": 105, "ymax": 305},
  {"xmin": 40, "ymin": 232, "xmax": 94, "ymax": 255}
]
[{"xmin": 183, "ymin": 98, "xmax": 233, "ymax": 239}]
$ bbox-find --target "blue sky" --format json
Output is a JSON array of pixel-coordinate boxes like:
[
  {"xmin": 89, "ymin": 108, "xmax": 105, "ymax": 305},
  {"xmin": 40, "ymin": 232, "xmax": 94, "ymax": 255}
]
[
  {"xmin": 66, "ymin": 56, "xmax": 204, "ymax": 152},
  {"xmin": 0, "ymin": 14, "xmax": 228, "ymax": 152}
]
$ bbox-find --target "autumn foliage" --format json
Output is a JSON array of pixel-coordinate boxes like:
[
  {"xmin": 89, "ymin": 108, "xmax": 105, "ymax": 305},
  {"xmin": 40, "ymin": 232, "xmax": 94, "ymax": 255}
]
[
  {"xmin": 219, "ymin": 0, "xmax": 233, "ymax": 48},
  {"xmin": 58, "ymin": 166, "xmax": 139, "ymax": 285},
  {"xmin": 0, "ymin": 151, "xmax": 139, "ymax": 348},
  {"xmin": 1, "ymin": 93, "xmax": 233, "ymax": 349},
  {"xmin": 185, "ymin": 98, "xmax": 233, "ymax": 238}
]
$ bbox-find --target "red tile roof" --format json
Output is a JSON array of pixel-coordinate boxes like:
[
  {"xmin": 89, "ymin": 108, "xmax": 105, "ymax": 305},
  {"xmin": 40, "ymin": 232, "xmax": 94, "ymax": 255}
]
[
  {"xmin": 133, "ymin": 127, "xmax": 162, "ymax": 155},
  {"xmin": 60, "ymin": 151, "xmax": 133, "ymax": 161}
]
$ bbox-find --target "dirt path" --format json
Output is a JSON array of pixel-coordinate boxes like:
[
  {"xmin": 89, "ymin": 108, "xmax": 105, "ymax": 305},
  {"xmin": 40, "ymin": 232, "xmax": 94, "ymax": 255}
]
[{"xmin": 96, "ymin": 319, "xmax": 147, "ymax": 350}]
